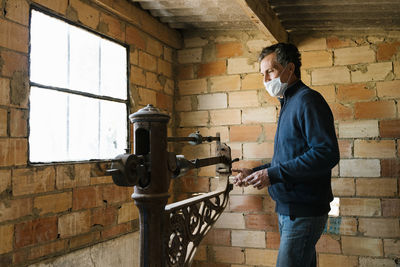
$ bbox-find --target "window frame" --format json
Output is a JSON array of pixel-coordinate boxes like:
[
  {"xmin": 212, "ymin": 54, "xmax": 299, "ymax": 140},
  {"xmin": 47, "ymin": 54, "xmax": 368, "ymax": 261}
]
[{"xmin": 28, "ymin": 5, "xmax": 130, "ymax": 165}]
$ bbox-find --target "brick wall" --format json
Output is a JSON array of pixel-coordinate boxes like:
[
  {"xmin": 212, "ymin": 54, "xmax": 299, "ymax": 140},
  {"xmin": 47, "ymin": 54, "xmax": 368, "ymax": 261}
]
[
  {"xmin": 175, "ymin": 32, "xmax": 400, "ymax": 266},
  {"xmin": 0, "ymin": 0, "xmax": 180, "ymax": 265}
]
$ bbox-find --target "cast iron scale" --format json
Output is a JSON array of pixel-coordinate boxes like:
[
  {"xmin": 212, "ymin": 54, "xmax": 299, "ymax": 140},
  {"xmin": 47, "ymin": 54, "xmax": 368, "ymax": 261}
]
[{"xmin": 107, "ymin": 104, "xmax": 237, "ymax": 267}]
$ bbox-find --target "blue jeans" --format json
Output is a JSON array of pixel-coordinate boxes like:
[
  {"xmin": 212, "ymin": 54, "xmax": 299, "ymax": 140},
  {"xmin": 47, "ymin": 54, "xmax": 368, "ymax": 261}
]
[{"xmin": 276, "ymin": 213, "xmax": 328, "ymax": 267}]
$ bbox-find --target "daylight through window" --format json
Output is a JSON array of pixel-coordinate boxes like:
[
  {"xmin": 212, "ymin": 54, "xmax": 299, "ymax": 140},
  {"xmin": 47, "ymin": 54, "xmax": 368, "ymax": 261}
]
[{"xmin": 29, "ymin": 9, "xmax": 128, "ymax": 163}]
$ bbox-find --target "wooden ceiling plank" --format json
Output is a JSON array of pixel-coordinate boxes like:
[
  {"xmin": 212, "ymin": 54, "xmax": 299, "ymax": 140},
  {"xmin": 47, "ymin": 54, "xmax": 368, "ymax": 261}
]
[{"xmin": 234, "ymin": 0, "xmax": 288, "ymax": 42}]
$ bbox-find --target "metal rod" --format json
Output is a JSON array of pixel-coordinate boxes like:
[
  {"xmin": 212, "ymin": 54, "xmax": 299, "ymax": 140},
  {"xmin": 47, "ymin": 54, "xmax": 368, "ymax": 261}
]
[{"xmin": 167, "ymin": 136, "xmax": 220, "ymax": 142}]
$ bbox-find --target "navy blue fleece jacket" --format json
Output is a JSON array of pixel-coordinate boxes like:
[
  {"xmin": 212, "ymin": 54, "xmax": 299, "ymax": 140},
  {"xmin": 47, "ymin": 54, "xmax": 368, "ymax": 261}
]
[{"xmin": 254, "ymin": 80, "xmax": 339, "ymax": 217}]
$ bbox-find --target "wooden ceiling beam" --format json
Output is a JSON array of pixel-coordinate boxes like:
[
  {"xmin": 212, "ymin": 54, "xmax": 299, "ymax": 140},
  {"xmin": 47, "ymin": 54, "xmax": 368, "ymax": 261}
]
[{"xmin": 234, "ymin": 0, "xmax": 288, "ymax": 43}]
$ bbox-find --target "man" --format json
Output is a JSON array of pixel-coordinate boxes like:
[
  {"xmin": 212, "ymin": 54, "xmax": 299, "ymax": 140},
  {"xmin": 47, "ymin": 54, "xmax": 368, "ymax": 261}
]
[{"xmin": 233, "ymin": 43, "xmax": 339, "ymax": 267}]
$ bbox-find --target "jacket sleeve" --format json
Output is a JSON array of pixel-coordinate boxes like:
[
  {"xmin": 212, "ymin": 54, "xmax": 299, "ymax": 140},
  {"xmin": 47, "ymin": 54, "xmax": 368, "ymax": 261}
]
[{"xmin": 267, "ymin": 92, "xmax": 339, "ymax": 184}]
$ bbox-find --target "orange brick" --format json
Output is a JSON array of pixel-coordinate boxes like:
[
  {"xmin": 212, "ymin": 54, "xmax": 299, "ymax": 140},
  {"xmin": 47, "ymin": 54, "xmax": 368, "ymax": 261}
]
[
  {"xmin": 193, "ymin": 245, "xmax": 207, "ymax": 261},
  {"xmin": 384, "ymin": 239, "xmax": 400, "ymax": 257},
  {"xmin": 338, "ymin": 139, "xmax": 352, "ymax": 158},
  {"xmin": 126, "ymin": 26, "xmax": 146, "ymax": 50},
  {"xmin": 103, "ymin": 184, "xmax": 131, "ymax": 204},
  {"xmin": 301, "ymin": 50, "xmax": 332, "ymax": 68},
  {"xmin": 340, "ymin": 198, "xmax": 381, "ymax": 216},
  {"xmin": 157, "ymin": 59, "xmax": 173, "ymax": 78},
  {"xmin": 34, "ymin": 192, "xmax": 72, "ymax": 215},
  {"xmin": 331, "ymin": 178, "xmax": 355, "ymax": 196},
  {"xmin": 354, "ymin": 100, "xmax": 396, "ymax": 119},
  {"xmin": 9, "ymin": 108, "xmax": 27, "ymax": 137},
  {"xmin": 382, "ymin": 199, "xmax": 400, "ymax": 216},
  {"xmin": 311, "ymin": 66, "xmax": 350, "ymax": 85},
  {"xmin": 326, "ymin": 36, "xmax": 353, "ymax": 49},
  {"xmin": 359, "ymin": 218, "xmax": 400, "ymax": 238},
  {"xmin": 175, "ymin": 96, "xmax": 192, "ymax": 112},
  {"xmin": 32, "ymin": 0, "xmax": 68, "ymax": 15},
  {"xmin": 329, "ymin": 103, "xmax": 353, "ymax": 121},
  {"xmin": 0, "ymin": 198, "xmax": 32, "ymax": 223},
  {"xmin": 0, "ymin": 18, "xmax": 29, "ymax": 53},
  {"xmin": 56, "ymin": 164, "xmax": 91, "ymax": 189},
  {"xmin": 295, "ymin": 37, "xmax": 326, "ymax": 51},
  {"xmin": 130, "ymin": 48, "xmax": 138, "ymax": 65},
  {"xmin": 210, "ymin": 75, "xmax": 241, "ymax": 92},
  {"xmin": 241, "ymin": 73, "xmax": 263, "ymax": 90},
  {"xmin": 73, "ymin": 186, "xmax": 103, "ymax": 210},
  {"xmin": 91, "ymin": 206, "xmax": 117, "ymax": 227},
  {"xmin": 180, "ymin": 111, "xmax": 209, "ymax": 127},
  {"xmin": 377, "ymin": 41, "xmax": 400, "ymax": 61},
  {"xmin": 0, "ymin": 108, "xmax": 7, "ymax": 137},
  {"xmin": 318, "ymin": 254, "xmax": 358, "ymax": 267},
  {"xmin": 211, "ymin": 246, "xmax": 244, "ymax": 264},
  {"xmin": 99, "ymin": 12, "xmax": 124, "ymax": 41},
  {"xmin": 70, "ymin": 232, "xmax": 100, "ymax": 249},
  {"xmin": 245, "ymin": 248, "xmax": 278, "ymax": 266},
  {"xmin": 0, "ymin": 50, "xmax": 28, "ymax": 77},
  {"xmin": 178, "ymin": 48, "xmax": 202, "ymax": 64},
  {"xmin": 139, "ymin": 51, "xmax": 157, "ymax": 72},
  {"xmin": 380, "ymin": 119, "xmax": 400, "ymax": 138},
  {"xmin": 262, "ymin": 123, "xmax": 277, "ymax": 142},
  {"xmin": 13, "ymin": 167, "xmax": 55, "ymax": 196},
  {"xmin": 230, "ymin": 125, "xmax": 262, "ymax": 142},
  {"xmin": 101, "ymin": 222, "xmax": 132, "ymax": 239},
  {"xmin": 0, "ymin": 224, "xmax": 13, "ymax": 254},
  {"xmin": 336, "ymin": 83, "xmax": 375, "ymax": 102},
  {"xmin": 228, "ymin": 91, "xmax": 259, "ymax": 108},
  {"xmin": 354, "ymin": 140, "xmax": 396, "ymax": 158},
  {"xmin": 342, "ymin": 236, "xmax": 383, "ymax": 256},
  {"xmin": 245, "ymin": 214, "xmax": 278, "ymax": 231},
  {"xmin": 130, "ymin": 65, "xmax": 145, "ymax": 86},
  {"xmin": 58, "ymin": 210, "xmax": 91, "ymax": 238},
  {"xmin": 138, "ymin": 87, "xmax": 156, "ymax": 106},
  {"xmin": 29, "ymin": 240, "xmax": 66, "ymax": 260},
  {"xmin": 229, "ymin": 195, "xmax": 263, "ymax": 212},
  {"xmin": 243, "ymin": 142, "xmax": 274, "ymax": 159},
  {"xmin": 266, "ymin": 231, "xmax": 280, "ymax": 249},
  {"xmin": 179, "ymin": 79, "xmax": 207, "ymax": 95},
  {"xmin": 227, "ymin": 58, "xmax": 258, "ymax": 74},
  {"xmin": 263, "ymin": 195, "xmax": 275, "ymax": 213},
  {"xmin": 381, "ymin": 159, "xmax": 400, "ymax": 177},
  {"xmin": 146, "ymin": 72, "xmax": 163, "ymax": 91},
  {"xmin": 210, "ymin": 109, "xmax": 241, "ymax": 126},
  {"xmin": 5, "ymin": 0, "xmax": 29, "ymax": 25},
  {"xmin": 334, "ymin": 46, "xmax": 375, "ymax": 65},
  {"xmin": 197, "ymin": 61, "xmax": 226, "ymax": 78},
  {"xmin": 201, "ymin": 228, "xmax": 231, "ymax": 246},
  {"xmin": 178, "ymin": 176, "xmax": 210, "ymax": 192},
  {"xmin": 216, "ymin": 42, "xmax": 243, "ymax": 58},
  {"xmin": 0, "ymin": 78, "xmax": 10, "ymax": 106},
  {"xmin": 146, "ymin": 37, "xmax": 162, "ymax": 57},
  {"xmin": 313, "ymin": 85, "xmax": 335, "ymax": 103},
  {"xmin": 316, "ymin": 234, "xmax": 341, "ymax": 253},
  {"xmin": 177, "ymin": 65, "xmax": 194, "ymax": 80},
  {"xmin": 0, "ymin": 169, "xmax": 11, "ymax": 194},
  {"xmin": 156, "ymin": 92, "xmax": 173, "ymax": 112},
  {"xmin": 15, "ymin": 217, "xmax": 58, "ymax": 248},
  {"xmin": 118, "ymin": 202, "xmax": 139, "ymax": 223},
  {"xmin": 70, "ymin": 0, "xmax": 99, "ymax": 29},
  {"xmin": 377, "ymin": 80, "xmax": 400, "ymax": 99}
]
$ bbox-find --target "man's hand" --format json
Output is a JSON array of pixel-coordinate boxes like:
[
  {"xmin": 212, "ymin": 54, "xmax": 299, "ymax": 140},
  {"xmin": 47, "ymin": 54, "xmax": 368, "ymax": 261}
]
[
  {"xmin": 243, "ymin": 169, "xmax": 271, "ymax": 190},
  {"xmin": 231, "ymin": 168, "xmax": 253, "ymax": 187}
]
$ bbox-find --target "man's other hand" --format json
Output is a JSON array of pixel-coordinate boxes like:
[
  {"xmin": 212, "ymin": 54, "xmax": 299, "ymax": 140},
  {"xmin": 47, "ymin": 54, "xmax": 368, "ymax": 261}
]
[
  {"xmin": 231, "ymin": 168, "xmax": 253, "ymax": 187},
  {"xmin": 243, "ymin": 169, "xmax": 270, "ymax": 190}
]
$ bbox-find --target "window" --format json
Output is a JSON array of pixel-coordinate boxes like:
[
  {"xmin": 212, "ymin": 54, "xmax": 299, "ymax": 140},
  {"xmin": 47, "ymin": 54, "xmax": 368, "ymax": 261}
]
[{"xmin": 29, "ymin": 9, "xmax": 128, "ymax": 163}]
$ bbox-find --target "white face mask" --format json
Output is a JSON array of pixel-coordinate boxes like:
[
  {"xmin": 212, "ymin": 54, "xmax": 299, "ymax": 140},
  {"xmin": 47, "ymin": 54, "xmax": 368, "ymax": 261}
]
[{"xmin": 264, "ymin": 66, "xmax": 292, "ymax": 98}]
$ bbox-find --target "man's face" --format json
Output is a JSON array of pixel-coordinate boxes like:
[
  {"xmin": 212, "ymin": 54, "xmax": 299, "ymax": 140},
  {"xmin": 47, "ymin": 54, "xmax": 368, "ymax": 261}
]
[{"xmin": 260, "ymin": 52, "xmax": 290, "ymax": 83}]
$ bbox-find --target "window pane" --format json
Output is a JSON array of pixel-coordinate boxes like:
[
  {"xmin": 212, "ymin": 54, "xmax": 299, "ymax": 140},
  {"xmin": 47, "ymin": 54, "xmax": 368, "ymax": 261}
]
[
  {"xmin": 30, "ymin": 10, "xmax": 68, "ymax": 88},
  {"xmin": 29, "ymin": 87, "xmax": 68, "ymax": 162},
  {"xmin": 99, "ymin": 101, "xmax": 127, "ymax": 158},
  {"xmin": 100, "ymin": 38, "xmax": 127, "ymax": 99},
  {"xmin": 69, "ymin": 26, "xmax": 100, "ymax": 94},
  {"xmin": 68, "ymin": 94, "xmax": 100, "ymax": 160}
]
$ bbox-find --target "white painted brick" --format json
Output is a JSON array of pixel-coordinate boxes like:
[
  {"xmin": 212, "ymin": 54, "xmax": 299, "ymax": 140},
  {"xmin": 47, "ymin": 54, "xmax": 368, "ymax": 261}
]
[
  {"xmin": 214, "ymin": 212, "xmax": 245, "ymax": 229},
  {"xmin": 231, "ymin": 230, "xmax": 266, "ymax": 248},
  {"xmin": 339, "ymin": 159, "xmax": 380, "ymax": 177},
  {"xmin": 352, "ymin": 62, "xmax": 393, "ymax": 82},
  {"xmin": 227, "ymin": 58, "xmax": 259, "ymax": 74},
  {"xmin": 246, "ymin": 39, "xmax": 272, "ymax": 53},
  {"xmin": 338, "ymin": 120, "xmax": 379, "ymax": 138},
  {"xmin": 334, "ymin": 46, "xmax": 375, "ymax": 65},
  {"xmin": 242, "ymin": 107, "xmax": 277, "ymax": 123},
  {"xmin": 197, "ymin": 93, "xmax": 227, "ymax": 110},
  {"xmin": 312, "ymin": 66, "xmax": 350, "ymax": 85}
]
